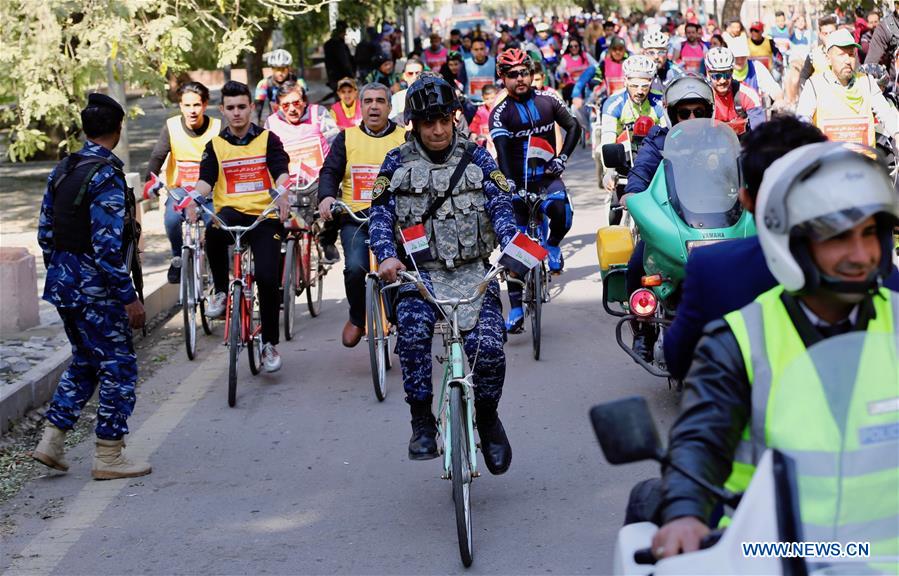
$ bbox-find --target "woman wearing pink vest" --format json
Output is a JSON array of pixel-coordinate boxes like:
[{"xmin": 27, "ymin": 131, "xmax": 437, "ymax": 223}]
[{"xmin": 557, "ymin": 38, "xmax": 598, "ymax": 102}]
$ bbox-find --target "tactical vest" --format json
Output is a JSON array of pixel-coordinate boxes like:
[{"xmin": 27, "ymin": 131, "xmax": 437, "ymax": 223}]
[
  {"xmin": 50, "ymin": 153, "xmax": 134, "ymax": 254},
  {"xmin": 389, "ymin": 139, "xmax": 497, "ymax": 270}
]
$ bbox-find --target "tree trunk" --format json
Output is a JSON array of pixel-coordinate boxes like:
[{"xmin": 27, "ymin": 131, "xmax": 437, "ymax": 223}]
[
  {"xmin": 245, "ymin": 15, "xmax": 276, "ymax": 93},
  {"xmin": 721, "ymin": 0, "xmax": 744, "ymax": 24}
]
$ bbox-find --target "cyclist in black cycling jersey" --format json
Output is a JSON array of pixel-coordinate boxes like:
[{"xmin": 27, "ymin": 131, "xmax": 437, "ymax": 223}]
[{"xmin": 490, "ymin": 47, "xmax": 582, "ymax": 332}]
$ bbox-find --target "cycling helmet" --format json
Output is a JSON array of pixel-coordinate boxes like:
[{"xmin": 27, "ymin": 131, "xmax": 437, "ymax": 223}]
[
  {"xmin": 623, "ymin": 55, "xmax": 656, "ymax": 79},
  {"xmin": 662, "ymin": 73, "xmax": 714, "ymax": 124},
  {"xmin": 266, "ymin": 49, "xmax": 293, "ymax": 68},
  {"xmin": 642, "ymin": 30, "xmax": 670, "ymax": 50},
  {"xmin": 535, "ymin": 22, "xmax": 550, "ymax": 33},
  {"xmin": 756, "ymin": 142, "xmax": 899, "ymax": 295},
  {"xmin": 404, "ymin": 75, "xmax": 460, "ymax": 123},
  {"xmin": 498, "ymin": 48, "xmax": 533, "ymax": 75},
  {"xmin": 704, "ymin": 47, "xmax": 735, "ymax": 72}
]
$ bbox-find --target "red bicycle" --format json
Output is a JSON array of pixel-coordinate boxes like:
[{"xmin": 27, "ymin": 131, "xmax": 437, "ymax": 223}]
[
  {"xmin": 281, "ymin": 176, "xmax": 333, "ymax": 340},
  {"xmin": 198, "ymin": 201, "xmax": 278, "ymax": 407}
]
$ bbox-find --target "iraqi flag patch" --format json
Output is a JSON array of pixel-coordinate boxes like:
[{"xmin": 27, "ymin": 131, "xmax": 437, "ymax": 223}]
[
  {"xmin": 401, "ymin": 223, "xmax": 433, "ymax": 263},
  {"xmin": 499, "ymin": 231, "xmax": 548, "ymax": 276}
]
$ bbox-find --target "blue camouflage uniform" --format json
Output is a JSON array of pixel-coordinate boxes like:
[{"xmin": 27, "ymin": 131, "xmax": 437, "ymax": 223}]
[
  {"xmin": 38, "ymin": 141, "xmax": 139, "ymax": 440},
  {"xmin": 369, "ymin": 140, "xmax": 518, "ymax": 404}
]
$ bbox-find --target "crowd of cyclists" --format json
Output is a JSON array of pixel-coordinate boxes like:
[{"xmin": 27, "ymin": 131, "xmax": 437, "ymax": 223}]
[{"xmin": 30, "ymin": 3, "xmax": 899, "ymax": 568}]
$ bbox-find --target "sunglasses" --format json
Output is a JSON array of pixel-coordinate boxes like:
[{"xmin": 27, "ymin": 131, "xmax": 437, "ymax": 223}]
[
  {"xmin": 627, "ymin": 82, "xmax": 652, "ymax": 90},
  {"xmin": 676, "ymin": 107, "xmax": 712, "ymax": 121},
  {"xmin": 280, "ymin": 100, "xmax": 304, "ymax": 109},
  {"xmin": 504, "ymin": 69, "xmax": 532, "ymax": 80},
  {"xmin": 709, "ymin": 72, "xmax": 733, "ymax": 81}
]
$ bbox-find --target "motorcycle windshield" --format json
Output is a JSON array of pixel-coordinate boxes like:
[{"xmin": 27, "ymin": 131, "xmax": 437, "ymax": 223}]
[
  {"xmin": 770, "ymin": 332, "xmax": 899, "ymax": 573},
  {"xmin": 662, "ymin": 119, "xmax": 743, "ymax": 229}
]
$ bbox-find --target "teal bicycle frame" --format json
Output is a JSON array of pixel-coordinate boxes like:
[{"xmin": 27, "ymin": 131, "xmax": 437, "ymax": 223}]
[{"xmin": 436, "ymin": 312, "xmax": 478, "ymax": 480}]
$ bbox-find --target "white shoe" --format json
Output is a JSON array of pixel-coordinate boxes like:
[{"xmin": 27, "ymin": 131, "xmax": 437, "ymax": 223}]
[
  {"xmin": 262, "ymin": 343, "xmax": 282, "ymax": 373},
  {"xmin": 206, "ymin": 291, "xmax": 227, "ymax": 318}
]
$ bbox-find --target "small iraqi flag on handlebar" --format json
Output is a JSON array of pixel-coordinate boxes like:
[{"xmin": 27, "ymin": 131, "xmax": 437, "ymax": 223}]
[
  {"xmin": 499, "ymin": 231, "xmax": 548, "ymax": 276},
  {"xmin": 173, "ymin": 186, "xmax": 196, "ymax": 212},
  {"xmin": 143, "ymin": 172, "xmax": 164, "ymax": 200}
]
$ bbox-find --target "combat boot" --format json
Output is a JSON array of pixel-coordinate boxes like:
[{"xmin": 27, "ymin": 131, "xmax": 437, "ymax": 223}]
[
  {"xmin": 475, "ymin": 400, "xmax": 512, "ymax": 475},
  {"xmin": 408, "ymin": 399, "xmax": 438, "ymax": 460},
  {"xmin": 32, "ymin": 423, "xmax": 69, "ymax": 472},
  {"xmin": 92, "ymin": 438, "xmax": 152, "ymax": 480}
]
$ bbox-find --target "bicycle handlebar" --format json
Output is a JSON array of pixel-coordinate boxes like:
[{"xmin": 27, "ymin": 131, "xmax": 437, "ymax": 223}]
[
  {"xmin": 386, "ymin": 266, "xmax": 506, "ymax": 308},
  {"xmin": 331, "ymin": 200, "xmax": 369, "ymax": 224}
]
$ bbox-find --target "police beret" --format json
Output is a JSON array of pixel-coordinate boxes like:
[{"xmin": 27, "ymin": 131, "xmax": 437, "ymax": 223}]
[{"xmin": 87, "ymin": 93, "xmax": 125, "ymax": 117}]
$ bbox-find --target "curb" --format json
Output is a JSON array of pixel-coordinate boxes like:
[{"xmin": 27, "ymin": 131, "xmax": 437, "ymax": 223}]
[{"xmin": 0, "ymin": 281, "xmax": 180, "ymax": 434}]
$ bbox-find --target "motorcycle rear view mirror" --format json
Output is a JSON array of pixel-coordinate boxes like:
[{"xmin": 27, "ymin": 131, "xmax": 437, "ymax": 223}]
[
  {"xmin": 590, "ymin": 396, "xmax": 664, "ymax": 464},
  {"xmin": 601, "ymin": 143, "xmax": 628, "ymax": 170}
]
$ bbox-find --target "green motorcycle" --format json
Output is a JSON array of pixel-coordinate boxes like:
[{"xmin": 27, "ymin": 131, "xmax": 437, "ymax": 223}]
[{"xmin": 596, "ymin": 118, "xmax": 756, "ymax": 386}]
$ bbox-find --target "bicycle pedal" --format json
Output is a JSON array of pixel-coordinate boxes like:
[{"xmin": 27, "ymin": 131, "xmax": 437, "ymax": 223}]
[
  {"xmin": 435, "ymin": 355, "xmax": 446, "ymax": 364},
  {"xmin": 441, "ymin": 472, "xmax": 450, "ymax": 480}
]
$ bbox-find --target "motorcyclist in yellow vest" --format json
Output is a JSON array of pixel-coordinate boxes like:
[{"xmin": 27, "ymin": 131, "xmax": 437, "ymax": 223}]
[
  {"xmin": 317, "ymin": 82, "xmax": 406, "ymax": 348},
  {"xmin": 186, "ymin": 81, "xmax": 292, "ymax": 373},
  {"xmin": 650, "ymin": 142, "xmax": 899, "ymax": 567},
  {"xmin": 797, "ymin": 29, "xmax": 899, "ymax": 149},
  {"xmin": 144, "ymin": 82, "xmax": 220, "ymax": 283}
]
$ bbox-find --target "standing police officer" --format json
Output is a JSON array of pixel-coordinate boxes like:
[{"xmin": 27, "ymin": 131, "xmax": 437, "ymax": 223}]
[
  {"xmin": 32, "ymin": 93, "xmax": 151, "ymax": 480},
  {"xmin": 369, "ymin": 76, "xmax": 519, "ymax": 474}
]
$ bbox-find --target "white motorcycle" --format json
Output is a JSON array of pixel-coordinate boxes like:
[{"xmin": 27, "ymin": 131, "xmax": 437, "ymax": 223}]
[{"xmin": 590, "ymin": 332, "xmax": 899, "ymax": 575}]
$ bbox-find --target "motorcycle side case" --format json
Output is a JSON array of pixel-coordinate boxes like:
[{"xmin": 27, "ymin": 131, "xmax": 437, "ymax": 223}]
[{"xmin": 597, "ymin": 226, "xmax": 634, "ymax": 305}]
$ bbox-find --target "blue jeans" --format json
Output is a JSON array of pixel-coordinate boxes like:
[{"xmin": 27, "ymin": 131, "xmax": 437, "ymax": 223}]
[
  {"xmin": 164, "ymin": 191, "xmax": 212, "ymax": 258},
  {"xmin": 339, "ymin": 219, "xmax": 371, "ymax": 328}
]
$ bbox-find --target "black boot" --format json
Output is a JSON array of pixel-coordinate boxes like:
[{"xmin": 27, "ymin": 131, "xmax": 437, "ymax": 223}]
[
  {"xmin": 408, "ymin": 398, "xmax": 438, "ymax": 461},
  {"xmin": 631, "ymin": 321, "xmax": 656, "ymax": 363},
  {"xmin": 475, "ymin": 400, "xmax": 512, "ymax": 475}
]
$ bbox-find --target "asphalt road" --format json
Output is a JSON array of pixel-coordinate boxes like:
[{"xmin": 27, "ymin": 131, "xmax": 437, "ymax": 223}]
[{"xmin": 0, "ymin": 149, "xmax": 682, "ymax": 575}]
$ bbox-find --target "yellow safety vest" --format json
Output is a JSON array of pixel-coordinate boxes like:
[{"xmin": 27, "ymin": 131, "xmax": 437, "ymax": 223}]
[
  {"xmin": 211, "ymin": 131, "xmax": 275, "ymax": 216},
  {"xmin": 723, "ymin": 286, "xmax": 899, "ymax": 567},
  {"xmin": 747, "ymin": 38, "xmax": 774, "ymax": 70},
  {"xmin": 809, "ymin": 72, "xmax": 876, "ymax": 146},
  {"xmin": 165, "ymin": 115, "xmax": 221, "ymax": 188},
  {"xmin": 341, "ymin": 125, "xmax": 406, "ymax": 214}
]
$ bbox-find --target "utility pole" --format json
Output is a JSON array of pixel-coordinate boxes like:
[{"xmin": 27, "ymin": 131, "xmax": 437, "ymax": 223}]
[
  {"xmin": 106, "ymin": 57, "xmax": 130, "ymax": 172},
  {"xmin": 329, "ymin": 0, "xmax": 339, "ymax": 30}
]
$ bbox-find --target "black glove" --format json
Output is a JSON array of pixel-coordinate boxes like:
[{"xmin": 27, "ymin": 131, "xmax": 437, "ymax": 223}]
[{"xmin": 545, "ymin": 156, "xmax": 566, "ymax": 177}]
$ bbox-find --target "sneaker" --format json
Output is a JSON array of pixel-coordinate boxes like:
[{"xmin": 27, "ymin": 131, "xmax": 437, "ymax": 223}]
[
  {"xmin": 261, "ymin": 343, "xmax": 282, "ymax": 373},
  {"xmin": 167, "ymin": 257, "xmax": 182, "ymax": 284},
  {"xmin": 546, "ymin": 244, "xmax": 564, "ymax": 273},
  {"xmin": 322, "ymin": 244, "xmax": 340, "ymax": 264},
  {"xmin": 506, "ymin": 306, "xmax": 524, "ymax": 333},
  {"xmin": 205, "ymin": 291, "xmax": 227, "ymax": 318}
]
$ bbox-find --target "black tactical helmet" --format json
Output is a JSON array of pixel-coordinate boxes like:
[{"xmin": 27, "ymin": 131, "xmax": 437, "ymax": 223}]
[{"xmin": 404, "ymin": 74, "xmax": 460, "ymax": 123}]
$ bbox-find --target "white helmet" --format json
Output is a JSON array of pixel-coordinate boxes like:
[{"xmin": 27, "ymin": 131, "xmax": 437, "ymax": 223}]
[
  {"xmin": 535, "ymin": 22, "xmax": 550, "ymax": 33},
  {"xmin": 642, "ymin": 30, "xmax": 670, "ymax": 50},
  {"xmin": 756, "ymin": 142, "xmax": 899, "ymax": 294},
  {"xmin": 623, "ymin": 55, "xmax": 657, "ymax": 79},
  {"xmin": 704, "ymin": 47, "xmax": 735, "ymax": 72},
  {"xmin": 267, "ymin": 49, "xmax": 293, "ymax": 68}
]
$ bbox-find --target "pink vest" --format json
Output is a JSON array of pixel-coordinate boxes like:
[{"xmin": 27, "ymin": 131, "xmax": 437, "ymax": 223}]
[
  {"xmin": 562, "ymin": 53, "xmax": 591, "ymax": 83},
  {"xmin": 680, "ymin": 42, "xmax": 705, "ymax": 73},
  {"xmin": 604, "ymin": 57, "xmax": 625, "ymax": 93},
  {"xmin": 265, "ymin": 105, "xmax": 330, "ymax": 180},
  {"xmin": 424, "ymin": 47, "xmax": 448, "ymax": 70},
  {"xmin": 331, "ymin": 101, "xmax": 362, "ymax": 130}
]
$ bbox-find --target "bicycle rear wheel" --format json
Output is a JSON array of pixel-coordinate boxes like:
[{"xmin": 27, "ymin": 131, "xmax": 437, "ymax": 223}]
[
  {"xmin": 450, "ymin": 385, "xmax": 473, "ymax": 567},
  {"xmin": 306, "ymin": 236, "xmax": 323, "ymax": 317},
  {"xmin": 283, "ymin": 239, "xmax": 297, "ymax": 341},
  {"xmin": 365, "ymin": 275, "xmax": 388, "ymax": 401},
  {"xmin": 228, "ymin": 284, "xmax": 241, "ymax": 407},
  {"xmin": 530, "ymin": 265, "xmax": 543, "ymax": 361},
  {"xmin": 181, "ymin": 246, "xmax": 197, "ymax": 360}
]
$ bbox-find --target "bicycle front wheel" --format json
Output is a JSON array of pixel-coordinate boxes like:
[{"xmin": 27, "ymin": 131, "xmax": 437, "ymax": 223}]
[
  {"xmin": 530, "ymin": 265, "xmax": 543, "ymax": 361},
  {"xmin": 283, "ymin": 239, "xmax": 297, "ymax": 341},
  {"xmin": 365, "ymin": 275, "xmax": 388, "ymax": 401},
  {"xmin": 228, "ymin": 284, "xmax": 241, "ymax": 407},
  {"xmin": 306, "ymin": 237, "xmax": 323, "ymax": 317},
  {"xmin": 181, "ymin": 246, "xmax": 197, "ymax": 360},
  {"xmin": 450, "ymin": 385, "xmax": 473, "ymax": 567},
  {"xmin": 247, "ymin": 284, "xmax": 262, "ymax": 376}
]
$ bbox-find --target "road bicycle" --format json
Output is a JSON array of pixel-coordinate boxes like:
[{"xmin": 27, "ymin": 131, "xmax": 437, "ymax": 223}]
[
  {"xmin": 165, "ymin": 187, "xmax": 214, "ymax": 360},
  {"xmin": 517, "ymin": 188, "xmax": 552, "ymax": 360},
  {"xmin": 330, "ymin": 200, "xmax": 393, "ymax": 401},
  {"xmin": 281, "ymin": 177, "xmax": 332, "ymax": 340},
  {"xmin": 388, "ymin": 265, "xmax": 517, "ymax": 567},
  {"xmin": 196, "ymin": 201, "xmax": 279, "ymax": 407}
]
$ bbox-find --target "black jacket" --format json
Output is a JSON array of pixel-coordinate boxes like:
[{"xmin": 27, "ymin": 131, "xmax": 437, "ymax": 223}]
[
  {"xmin": 325, "ymin": 36, "xmax": 355, "ymax": 86},
  {"xmin": 661, "ymin": 291, "xmax": 880, "ymax": 524},
  {"xmin": 865, "ymin": 11, "xmax": 899, "ymax": 80}
]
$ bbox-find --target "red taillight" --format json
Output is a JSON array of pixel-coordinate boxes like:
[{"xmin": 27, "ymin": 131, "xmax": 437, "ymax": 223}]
[
  {"xmin": 634, "ymin": 116, "xmax": 655, "ymax": 137},
  {"xmin": 641, "ymin": 274, "xmax": 663, "ymax": 287},
  {"xmin": 630, "ymin": 288, "xmax": 658, "ymax": 317}
]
